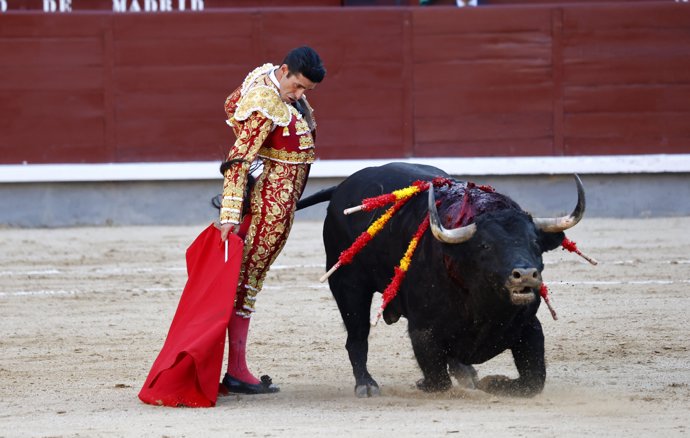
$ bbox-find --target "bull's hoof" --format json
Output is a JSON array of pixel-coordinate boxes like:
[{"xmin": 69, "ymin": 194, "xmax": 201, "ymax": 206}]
[
  {"xmin": 415, "ymin": 377, "xmax": 452, "ymax": 393},
  {"xmin": 477, "ymin": 375, "xmax": 542, "ymax": 397},
  {"xmin": 382, "ymin": 307, "xmax": 401, "ymax": 325},
  {"xmin": 354, "ymin": 383, "xmax": 381, "ymax": 398},
  {"xmin": 448, "ymin": 362, "xmax": 478, "ymax": 390}
]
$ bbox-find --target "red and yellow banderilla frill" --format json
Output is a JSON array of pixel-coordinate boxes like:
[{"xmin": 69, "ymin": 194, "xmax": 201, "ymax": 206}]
[
  {"xmin": 370, "ymin": 215, "xmax": 430, "ymax": 325},
  {"xmin": 319, "ymin": 179, "xmax": 451, "ymax": 325},
  {"xmin": 320, "ymin": 178, "xmax": 451, "ymax": 283}
]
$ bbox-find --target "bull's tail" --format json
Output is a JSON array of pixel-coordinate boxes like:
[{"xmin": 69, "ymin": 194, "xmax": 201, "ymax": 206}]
[
  {"xmin": 296, "ymin": 186, "xmax": 336, "ymax": 211},
  {"xmin": 211, "ymin": 185, "xmax": 336, "ymax": 212}
]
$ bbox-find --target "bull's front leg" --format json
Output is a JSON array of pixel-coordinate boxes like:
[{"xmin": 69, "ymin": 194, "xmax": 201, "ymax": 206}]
[
  {"xmin": 335, "ymin": 288, "xmax": 380, "ymax": 398},
  {"xmin": 329, "ymin": 270, "xmax": 380, "ymax": 398},
  {"xmin": 409, "ymin": 326, "xmax": 452, "ymax": 392},
  {"xmin": 477, "ymin": 317, "xmax": 546, "ymax": 397},
  {"xmin": 344, "ymin": 320, "xmax": 380, "ymax": 398}
]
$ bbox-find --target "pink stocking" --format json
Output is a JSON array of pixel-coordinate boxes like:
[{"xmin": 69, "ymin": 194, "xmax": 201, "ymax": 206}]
[{"xmin": 226, "ymin": 313, "xmax": 260, "ymax": 385}]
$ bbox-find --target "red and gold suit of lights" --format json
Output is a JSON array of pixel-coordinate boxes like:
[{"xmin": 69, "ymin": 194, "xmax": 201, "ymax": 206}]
[{"xmin": 220, "ymin": 64, "xmax": 316, "ymax": 318}]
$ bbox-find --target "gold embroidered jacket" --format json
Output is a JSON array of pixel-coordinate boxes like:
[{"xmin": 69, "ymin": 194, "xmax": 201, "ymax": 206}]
[{"xmin": 220, "ymin": 63, "xmax": 317, "ymax": 224}]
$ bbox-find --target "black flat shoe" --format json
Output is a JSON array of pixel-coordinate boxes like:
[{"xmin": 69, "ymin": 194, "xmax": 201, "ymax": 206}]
[{"xmin": 221, "ymin": 373, "xmax": 280, "ymax": 394}]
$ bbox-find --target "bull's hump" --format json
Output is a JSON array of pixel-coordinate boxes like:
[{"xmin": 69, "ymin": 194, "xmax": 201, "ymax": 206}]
[
  {"xmin": 439, "ymin": 184, "xmax": 521, "ymax": 229},
  {"xmin": 345, "ymin": 163, "xmax": 449, "ymax": 199}
]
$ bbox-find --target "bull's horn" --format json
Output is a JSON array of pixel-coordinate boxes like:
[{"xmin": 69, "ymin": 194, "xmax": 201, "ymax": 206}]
[
  {"xmin": 533, "ymin": 174, "xmax": 586, "ymax": 233},
  {"xmin": 428, "ymin": 184, "xmax": 476, "ymax": 244}
]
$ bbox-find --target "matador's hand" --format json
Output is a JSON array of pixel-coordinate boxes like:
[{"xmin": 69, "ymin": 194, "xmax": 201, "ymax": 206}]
[{"xmin": 220, "ymin": 223, "xmax": 239, "ymax": 242}]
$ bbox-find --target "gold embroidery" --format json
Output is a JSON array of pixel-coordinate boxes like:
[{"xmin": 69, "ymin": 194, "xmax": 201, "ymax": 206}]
[
  {"xmin": 224, "ymin": 94, "xmax": 234, "ymax": 115},
  {"xmin": 257, "ymin": 146, "xmax": 315, "ymax": 164},
  {"xmin": 220, "ymin": 112, "xmax": 274, "ymax": 224},
  {"xmin": 295, "ymin": 118, "xmax": 310, "ymax": 135},
  {"xmin": 298, "ymin": 135, "xmax": 314, "ymax": 150},
  {"xmin": 240, "ymin": 63, "xmax": 275, "ymax": 96},
  {"xmin": 235, "ymin": 162, "xmax": 310, "ymax": 314},
  {"xmin": 234, "ymin": 86, "xmax": 291, "ymax": 127}
]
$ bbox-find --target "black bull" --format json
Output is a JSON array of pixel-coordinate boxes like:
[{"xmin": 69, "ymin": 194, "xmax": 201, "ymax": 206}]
[{"xmin": 298, "ymin": 162, "xmax": 586, "ymax": 397}]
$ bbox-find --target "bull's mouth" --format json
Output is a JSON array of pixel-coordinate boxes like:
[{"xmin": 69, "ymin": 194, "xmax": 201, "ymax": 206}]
[{"xmin": 508, "ymin": 286, "xmax": 537, "ymax": 305}]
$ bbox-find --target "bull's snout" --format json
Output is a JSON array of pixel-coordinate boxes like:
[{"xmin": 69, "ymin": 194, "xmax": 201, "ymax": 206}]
[
  {"xmin": 511, "ymin": 268, "xmax": 541, "ymax": 283},
  {"xmin": 505, "ymin": 267, "xmax": 542, "ymax": 305}
]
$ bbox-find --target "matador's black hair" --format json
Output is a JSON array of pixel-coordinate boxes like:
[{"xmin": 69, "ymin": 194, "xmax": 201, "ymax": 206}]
[{"xmin": 282, "ymin": 46, "xmax": 326, "ymax": 84}]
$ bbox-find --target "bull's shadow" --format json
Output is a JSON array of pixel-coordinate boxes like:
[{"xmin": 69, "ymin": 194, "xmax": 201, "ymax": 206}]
[{"xmin": 297, "ymin": 162, "xmax": 586, "ymax": 398}]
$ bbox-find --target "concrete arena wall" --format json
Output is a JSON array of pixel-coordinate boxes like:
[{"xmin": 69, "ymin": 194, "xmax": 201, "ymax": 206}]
[{"xmin": 2, "ymin": 170, "xmax": 689, "ymax": 227}]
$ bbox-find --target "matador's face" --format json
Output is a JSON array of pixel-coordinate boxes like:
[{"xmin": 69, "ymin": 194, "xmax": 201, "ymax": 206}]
[{"xmin": 277, "ymin": 64, "xmax": 317, "ymax": 104}]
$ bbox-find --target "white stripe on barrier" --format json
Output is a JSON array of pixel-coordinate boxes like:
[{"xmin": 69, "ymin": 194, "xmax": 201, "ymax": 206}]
[{"xmin": 1, "ymin": 154, "xmax": 689, "ymax": 183}]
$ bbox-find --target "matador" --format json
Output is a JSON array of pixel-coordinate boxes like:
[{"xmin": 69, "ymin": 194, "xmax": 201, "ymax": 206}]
[{"xmin": 218, "ymin": 47, "xmax": 326, "ymax": 395}]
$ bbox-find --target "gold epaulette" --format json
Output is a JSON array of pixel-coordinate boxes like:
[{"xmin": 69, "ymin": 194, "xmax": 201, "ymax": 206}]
[
  {"xmin": 234, "ymin": 85, "xmax": 291, "ymax": 127},
  {"xmin": 240, "ymin": 63, "xmax": 274, "ymax": 95}
]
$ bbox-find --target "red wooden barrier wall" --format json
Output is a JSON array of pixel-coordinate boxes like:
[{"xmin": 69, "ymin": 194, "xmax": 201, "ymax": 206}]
[
  {"xmin": 4, "ymin": 0, "xmax": 669, "ymax": 9},
  {"xmin": 0, "ymin": 2, "xmax": 688, "ymax": 164}
]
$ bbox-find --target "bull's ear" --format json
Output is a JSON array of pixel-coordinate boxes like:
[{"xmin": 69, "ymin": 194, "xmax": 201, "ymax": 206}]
[{"xmin": 538, "ymin": 230, "xmax": 565, "ymax": 252}]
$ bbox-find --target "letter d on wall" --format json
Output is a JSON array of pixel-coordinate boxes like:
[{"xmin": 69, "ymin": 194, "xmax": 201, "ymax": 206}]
[{"xmin": 43, "ymin": 0, "xmax": 72, "ymax": 12}]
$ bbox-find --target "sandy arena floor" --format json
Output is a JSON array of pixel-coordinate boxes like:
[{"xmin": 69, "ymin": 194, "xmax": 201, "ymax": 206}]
[{"xmin": 1, "ymin": 218, "xmax": 689, "ymax": 437}]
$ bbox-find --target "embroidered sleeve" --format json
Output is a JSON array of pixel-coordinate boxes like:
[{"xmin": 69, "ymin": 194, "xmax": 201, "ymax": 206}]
[
  {"xmin": 224, "ymin": 87, "xmax": 242, "ymax": 132},
  {"xmin": 234, "ymin": 85, "xmax": 291, "ymax": 127},
  {"xmin": 220, "ymin": 112, "xmax": 274, "ymax": 224}
]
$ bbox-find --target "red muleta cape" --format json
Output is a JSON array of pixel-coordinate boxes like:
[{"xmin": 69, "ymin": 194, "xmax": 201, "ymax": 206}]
[{"xmin": 138, "ymin": 224, "xmax": 242, "ymax": 408}]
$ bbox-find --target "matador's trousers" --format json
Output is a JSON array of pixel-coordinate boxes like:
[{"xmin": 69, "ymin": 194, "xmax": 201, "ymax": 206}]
[{"xmin": 234, "ymin": 160, "xmax": 310, "ymax": 317}]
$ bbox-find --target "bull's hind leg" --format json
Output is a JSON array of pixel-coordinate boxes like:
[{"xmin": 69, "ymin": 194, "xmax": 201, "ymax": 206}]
[
  {"xmin": 477, "ymin": 318, "xmax": 546, "ymax": 397},
  {"xmin": 330, "ymin": 278, "xmax": 380, "ymax": 398}
]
